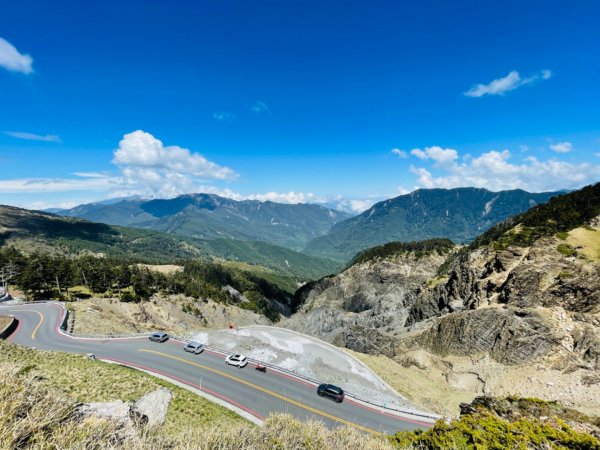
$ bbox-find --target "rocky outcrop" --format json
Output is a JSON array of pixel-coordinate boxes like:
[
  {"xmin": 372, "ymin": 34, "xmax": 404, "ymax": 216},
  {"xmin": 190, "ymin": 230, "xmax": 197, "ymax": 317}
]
[
  {"xmin": 77, "ymin": 387, "xmax": 172, "ymax": 430},
  {"xmin": 406, "ymin": 307, "xmax": 560, "ymax": 365},
  {"xmin": 132, "ymin": 387, "xmax": 172, "ymax": 426},
  {"xmin": 285, "ymin": 219, "xmax": 600, "ymax": 415},
  {"xmin": 284, "ymin": 252, "xmax": 448, "ymax": 342}
]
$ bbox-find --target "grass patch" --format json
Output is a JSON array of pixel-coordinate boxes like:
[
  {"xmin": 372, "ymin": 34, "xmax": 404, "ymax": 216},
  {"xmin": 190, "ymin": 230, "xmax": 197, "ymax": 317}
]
[
  {"xmin": 0, "ymin": 340, "xmax": 246, "ymax": 436},
  {"xmin": 392, "ymin": 396, "xmax": 600, "ymax": 450},
  {"xmin": 557, "ymin": 243, "xmax": 577, "ymax": 257},
  {"xmin": 566, "ymin": 226, "xmax": 600, "ymax": 261},
  {"xmin": 558, "ymin": 271, "xmax": 573, "ymax": 279},
  {"xmin": 427, "ymin": 275, "xmax": 448, "ymax": 289}
]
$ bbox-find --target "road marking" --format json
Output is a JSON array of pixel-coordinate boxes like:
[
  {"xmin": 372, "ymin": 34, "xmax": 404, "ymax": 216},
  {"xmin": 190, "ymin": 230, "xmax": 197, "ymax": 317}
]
[
  {"xmin": 139, "ymin": 349, "xmax": 385, "ymax": 436},
  {"xmin": 10, "ymin": 309, "xmax": 44, "ymax": 340}
]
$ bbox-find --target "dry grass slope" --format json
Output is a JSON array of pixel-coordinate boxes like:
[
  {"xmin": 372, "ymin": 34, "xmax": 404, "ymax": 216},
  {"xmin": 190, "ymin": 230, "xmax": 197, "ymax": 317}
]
[
  {"xmin": 0, "ymin": 359, "xmax": 397, "ymax": 450},
  {"xmin": 0, "ymin": 340, "xmax": 246, "ymax": 436},
  {"xmin": 344, "ymin": 349, "xmax": 475, "ymax": 417}
]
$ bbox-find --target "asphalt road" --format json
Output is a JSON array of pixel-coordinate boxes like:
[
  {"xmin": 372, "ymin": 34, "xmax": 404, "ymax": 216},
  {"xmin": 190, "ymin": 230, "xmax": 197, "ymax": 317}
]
[{"xmin": 0, "ymin": 302, "xmax": 435, "ymax": 435}]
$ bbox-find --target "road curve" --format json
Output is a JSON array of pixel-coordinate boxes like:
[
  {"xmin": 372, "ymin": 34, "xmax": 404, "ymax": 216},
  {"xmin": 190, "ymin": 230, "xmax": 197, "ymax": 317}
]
[{"xmin": 0, "ymin": 302, "xmax": 435, "ymax": 435}]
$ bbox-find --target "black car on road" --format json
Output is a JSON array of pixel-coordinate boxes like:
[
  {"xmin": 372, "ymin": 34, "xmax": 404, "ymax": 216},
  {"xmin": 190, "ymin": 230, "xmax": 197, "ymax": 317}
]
[
  {"xmin": 149, "ymin": 332, "xmax": 169, "ymax": 343},
  {"xmin": 317, "ymin": 383, "xmax": 344, "ymax": 403}
]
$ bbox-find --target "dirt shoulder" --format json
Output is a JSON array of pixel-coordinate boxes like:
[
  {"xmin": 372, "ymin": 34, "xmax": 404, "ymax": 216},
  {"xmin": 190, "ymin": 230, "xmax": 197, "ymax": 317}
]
[{"xmin": 68, "ymin": 294, "xmax": 270, "ymax": 336}]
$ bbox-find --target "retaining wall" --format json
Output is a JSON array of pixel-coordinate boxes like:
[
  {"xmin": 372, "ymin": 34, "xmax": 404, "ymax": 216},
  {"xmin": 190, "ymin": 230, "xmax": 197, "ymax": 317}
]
[{"xmin": 0, "ymin": 315, "xmax": 17, "ymax": 339}]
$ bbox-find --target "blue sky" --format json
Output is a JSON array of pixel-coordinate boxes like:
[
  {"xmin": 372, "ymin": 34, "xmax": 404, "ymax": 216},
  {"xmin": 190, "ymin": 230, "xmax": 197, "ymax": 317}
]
[{"xmin": 1, "ymin": 0, "xmax": 599, "ymax": 212}]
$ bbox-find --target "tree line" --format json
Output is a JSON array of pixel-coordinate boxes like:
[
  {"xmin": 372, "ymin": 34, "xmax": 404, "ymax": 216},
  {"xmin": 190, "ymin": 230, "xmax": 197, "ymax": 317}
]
[{"xmin": 0, "ymin": 247, "xmax": 287, "ymax": 321}]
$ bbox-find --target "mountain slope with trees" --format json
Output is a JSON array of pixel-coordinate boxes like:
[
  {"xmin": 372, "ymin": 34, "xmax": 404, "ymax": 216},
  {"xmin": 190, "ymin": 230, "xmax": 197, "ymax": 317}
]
[
  {"xmin": 0, "ymin": 205, "xmax": 341, "ymax": 287},
  {"xmin": 304, "ymin": 187, "xmax": 560, "ymax": 261},
  {"xmin": 58, "ymin": 193, "xmax": 351, "ymax": 252}
]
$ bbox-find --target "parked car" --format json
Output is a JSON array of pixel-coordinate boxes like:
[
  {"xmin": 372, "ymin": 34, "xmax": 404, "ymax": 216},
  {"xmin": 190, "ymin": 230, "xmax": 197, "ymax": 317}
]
[
  {"xmin": 183, "ymin": 341, "xmax": 204, "ymax": 354},
  {"xmin": 149, "ymin": 332, "xmax": 169, "ymax": 343},
  {"xmin": 225, "ymin": 354, "xmax": 248, "ymax": 368},
  {"xmin": 317, "ymin": 383, "xmax": 344, "ymax": 403}
]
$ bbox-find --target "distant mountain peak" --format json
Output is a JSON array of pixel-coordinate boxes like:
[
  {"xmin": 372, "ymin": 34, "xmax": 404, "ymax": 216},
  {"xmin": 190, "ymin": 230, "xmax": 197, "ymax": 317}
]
[
  {"xmin": 304, "ymin": 187, "xmax": 561, "ymax": 261},
  {"xmin": 56, "ymin": 193, "xmax": 352, "ymax": 252}
]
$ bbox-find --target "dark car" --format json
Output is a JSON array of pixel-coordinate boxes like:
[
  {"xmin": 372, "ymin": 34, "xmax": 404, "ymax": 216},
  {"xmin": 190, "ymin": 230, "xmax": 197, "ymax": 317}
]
[
  {"xmin": 317, "ymin": 383, "xmax": 344, "ymax": 403},
  {"xmin": 149, "ymin": 332, "xmax": 169, "ymax": 343}
]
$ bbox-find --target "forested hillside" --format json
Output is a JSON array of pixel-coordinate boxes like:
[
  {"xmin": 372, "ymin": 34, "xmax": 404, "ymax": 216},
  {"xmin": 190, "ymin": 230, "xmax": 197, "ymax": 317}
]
[
  {"xmin": 0, "ymin": 247, "xmax": 290, "ymax": 321},
  {"xmin": 305, "ymin": 187, "xmax": 559, "ymax": 260},
  {"xmin": 0, "ymin": 205, "xmax": 340, "ymax": 285},
  {"xmin": 58, "ymin": 193, "xmax": 351, "ymax": 251}
]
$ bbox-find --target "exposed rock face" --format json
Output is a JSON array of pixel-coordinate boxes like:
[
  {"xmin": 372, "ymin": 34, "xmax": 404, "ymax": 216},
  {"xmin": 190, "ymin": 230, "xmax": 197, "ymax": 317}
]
[
  {"xmin": 285, "ymin": 221, "xmax": 600, "ymax": 414},
  {"xmin": 77, "ymin": 387, "xmax": 172, "ymax": 431},
  {"xmin": 78, "ymin": 400, "xmax": 132, "ymax": 424},
  {"xmin": 285, "ymin": 252, "xmax": 447, "ymax": 344},
  {"xmin": 133, "ymin": 387, "xmax": 172, "ymax": 426}
]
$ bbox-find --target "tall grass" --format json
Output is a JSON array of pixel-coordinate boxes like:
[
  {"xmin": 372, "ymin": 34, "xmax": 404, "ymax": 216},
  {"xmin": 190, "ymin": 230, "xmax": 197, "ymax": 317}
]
[{"xmin": 0, "ymin": 362, "xmax": 398, "ymax": 449}]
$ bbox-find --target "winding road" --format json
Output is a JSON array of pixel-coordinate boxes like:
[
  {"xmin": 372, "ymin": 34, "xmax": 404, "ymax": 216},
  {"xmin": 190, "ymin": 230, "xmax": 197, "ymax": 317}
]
[{"xmin": 0, "ymin": 301, "xmax": 435, "ymax": 435}]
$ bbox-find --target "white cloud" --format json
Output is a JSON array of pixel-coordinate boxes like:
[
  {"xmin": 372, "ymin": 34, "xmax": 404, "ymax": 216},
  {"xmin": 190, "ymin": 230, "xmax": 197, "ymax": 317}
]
[
  {"xmin": 187, "ymin": 186, "xmax": 378, "ymax": 213},
  {"xmin": 26, "ymin": 200, "xmax": 88, "ymax": 211},
  {"xmin": 549, "ymin": 141, "xmax": 573, "ymax": 153},
  {"xmin": 0, "ymin": 38, "xmax": 33, "ymax": 74},
  {"xmin": 250, "ymin": 101, "xmax": 270, "ymax": 115},
  {"xmin": 4, "ymin": 131, "xmax": 61, "ymax": 143},
  {"xmin": 390, "ymin": 148, "xmax": 408, "ymax": 158},
  {"xmin": 72, "ymin": 172, "xmax": 108, "ymax": 178},
  {"xmin": 245, "ymin": 191, "xmax": 315, "ymax": 204},
  {"xmin": 111, "ymin": 130, "xmax": 237, "ymax": 198},
  {"xmin": 409, "ymin": 147, "xmax": 600, "ymax": 192},
  {"xmin": 410, "ymin": 146, "xmax": 458, "ymax": 169},
  {"xmin": 213, "ymin": 111, "xmax": 235, "ymax": 122},
  {"xmin": 464, "ymin": 70, "xmax": 552, "ymax": 98},
  {"xmin": 0, "ymin": 176, "xmax": 112, "ymax": 193},
  {"xmin": 348, "ymin": 199, "xmax": 375, "ymax": 213}
]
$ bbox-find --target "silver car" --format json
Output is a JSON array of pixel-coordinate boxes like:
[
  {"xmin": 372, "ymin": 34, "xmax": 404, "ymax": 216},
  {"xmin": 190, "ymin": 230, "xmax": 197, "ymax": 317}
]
[
  {"xmin": 149, "ymin": 332, "xmax": 169, "ymax": 343},
  {"xmin": 183, "ymin": 341, "xmax": 204, "ymax": 354}
]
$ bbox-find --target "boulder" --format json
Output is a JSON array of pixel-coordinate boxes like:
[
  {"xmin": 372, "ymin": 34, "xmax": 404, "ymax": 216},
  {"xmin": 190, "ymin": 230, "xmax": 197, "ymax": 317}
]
[
  {"xmin": 77, "ymin": 387, "xmax": 172, "ymax": 431},
  {"xmin": 132, "ymin": 387, "xmax": 172, "ymax": 426},
  {"xmin": 77, "ymin": 400, "xmax": 131, "ymax": 424}
]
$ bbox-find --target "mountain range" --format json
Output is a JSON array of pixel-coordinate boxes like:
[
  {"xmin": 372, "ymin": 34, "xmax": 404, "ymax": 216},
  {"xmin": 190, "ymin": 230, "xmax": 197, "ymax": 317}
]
[
  {"xmin": 56, "ymin": 188, "xmax": 561, "ymax": 264},
  {"xmin": 304, "ymin": 187, "xmax": 561, "ymax": 260},
  {"xmin": 0, "ymin": 205, "xmax": 340, "ymax": 286},
  {"xmin": 58, "ymin": 194, "xmax": 351, "ymax": 252}
]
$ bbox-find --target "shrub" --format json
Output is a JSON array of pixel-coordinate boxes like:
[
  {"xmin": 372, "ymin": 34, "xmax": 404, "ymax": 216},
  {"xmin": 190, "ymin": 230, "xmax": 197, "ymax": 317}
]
[{"xmin": 557, "ymin": 244, "xmax": 577, "ymax": 257}]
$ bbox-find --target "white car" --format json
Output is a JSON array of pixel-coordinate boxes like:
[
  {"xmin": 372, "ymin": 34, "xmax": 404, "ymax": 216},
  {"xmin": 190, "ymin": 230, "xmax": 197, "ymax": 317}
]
[{"xmin": 225, "ymin": 354, "xmax": 248, "ymax": 368}]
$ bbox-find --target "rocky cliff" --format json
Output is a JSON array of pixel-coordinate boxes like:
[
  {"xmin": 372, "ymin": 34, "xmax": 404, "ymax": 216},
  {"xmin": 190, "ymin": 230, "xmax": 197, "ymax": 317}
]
[{"xmin": 284, "ymin": 187, "xmax": 600, "ymax": 415}]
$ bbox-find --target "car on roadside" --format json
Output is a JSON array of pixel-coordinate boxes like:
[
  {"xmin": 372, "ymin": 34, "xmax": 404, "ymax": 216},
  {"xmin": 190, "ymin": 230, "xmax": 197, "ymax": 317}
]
[
  {"xmin": 149, "ymin": 332, "xmax": 169, "ymax": 343},
  {"xmin": 317, "ymin": 383, "xmax": 344, "ymax": 403},
  {"xmin": 225, "ymin": 354, "xmax": 248, "ymax": 368},
  {"xmin": 183, "ymin": 341, "xmax": 204, "ymax": 354}
]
